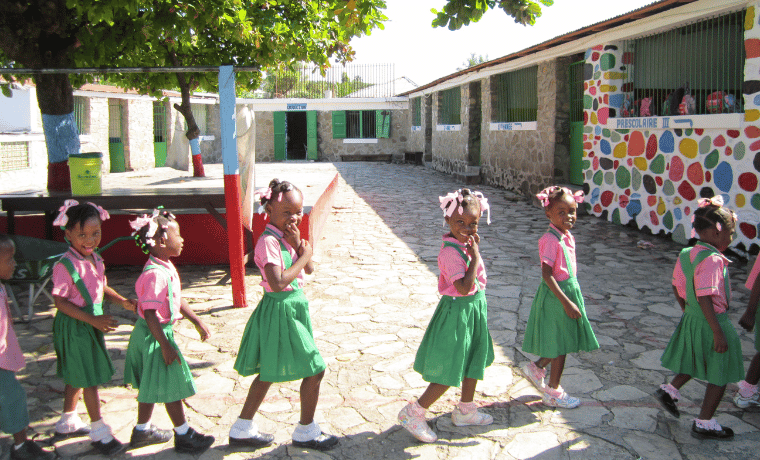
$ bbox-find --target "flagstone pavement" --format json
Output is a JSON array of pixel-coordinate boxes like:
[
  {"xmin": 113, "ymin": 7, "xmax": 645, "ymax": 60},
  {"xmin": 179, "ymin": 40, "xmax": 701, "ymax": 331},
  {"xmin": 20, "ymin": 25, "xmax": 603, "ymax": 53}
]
[{"xmin": 3, "ymin": 162, "xmax": 760, "ymax": 460}]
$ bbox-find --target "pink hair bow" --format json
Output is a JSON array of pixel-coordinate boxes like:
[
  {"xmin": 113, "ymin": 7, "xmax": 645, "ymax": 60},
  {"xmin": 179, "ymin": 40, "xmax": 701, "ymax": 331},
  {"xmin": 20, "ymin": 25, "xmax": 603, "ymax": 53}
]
[
  {"xmin": 53, "ymin": 199, "xmax": 79, "ymax": 227},
  {"xmin": 536, "ymin": 186, "xmax": 584, "ymax": 208},
  {"xmin": 87, "ymin": 202, "xmax": 110, "ymax": 221},
  {"xmin": 471, "ymin": 191, "xmax": 491, "ymax": 224},
  {"xmin": 698, "ymin": 196, "xmax": 724, "ymax": 208},
  {"xmin": 439, "ymin": 191, "xmax": 462, "ymax": 218},
  {"xmin": 129, "ymin": 209, "xmax": 160, "ymax": 246},
  {"xmin": 253, "ymin": 187, "xmax": 273, "ymax": 214}
]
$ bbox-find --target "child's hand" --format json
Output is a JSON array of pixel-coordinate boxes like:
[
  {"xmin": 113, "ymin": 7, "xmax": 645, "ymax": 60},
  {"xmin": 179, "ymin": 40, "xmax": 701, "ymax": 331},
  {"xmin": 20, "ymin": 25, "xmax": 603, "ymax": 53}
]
[
  {"xmin": 91, "ymin": 315, "xmax": 118, "ymax": 333},
  {"xmin": 739, "ymin": 310, "xmax": 756, "ymax": 332},
  {"xmin": 299, "ymin": 239, "xmax": 313, "ymax": 260},
  {"xmin": 283, "ymin": 222, "xmax": 301, "ymax": 249},
  {"xmin": 161, "ymin": 345, "xmax": 180, "ymax": 366},
  {"xmin": 194, "ymin": 321, "xmax": 211, "ymax": 342},
  {"xmin": 713, "ymin": 331, "xmax": 728, "ymax": 353},
  {"xmin": 563, "ymin": 301, "xmax": 582, "ymax": 319},
  {"xmin": 122, "ymin": 298, "xmax": 138, "ymax": 313},
  {"xmin": 466, "ymin": 233, "xmax": 481, "ymax": 259}
]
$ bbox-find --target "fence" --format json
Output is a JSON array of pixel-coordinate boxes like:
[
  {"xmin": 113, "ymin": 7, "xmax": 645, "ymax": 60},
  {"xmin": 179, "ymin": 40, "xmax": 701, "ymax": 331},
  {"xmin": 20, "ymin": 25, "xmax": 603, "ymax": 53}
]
[{"xmin": 262, "ymin": 63, "xmax": 396, "ymax": 98}]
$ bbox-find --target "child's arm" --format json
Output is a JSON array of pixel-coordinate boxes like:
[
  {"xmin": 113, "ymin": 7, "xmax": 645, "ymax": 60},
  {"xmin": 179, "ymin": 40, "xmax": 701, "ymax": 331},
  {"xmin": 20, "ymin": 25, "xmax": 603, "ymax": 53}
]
[
  {"xmin": 740, "ymin": 276, "xmax": 760, "ymax": 332},
  {"xmin": 672, "ymin": 286, "xmax": 686, "ymax": 312},
  {"xmin": 542, "ymin": 263, "xmax": 582, "ymax": 319},
  {"xmin": 284, "ymin": 222, "xmax": 314, "ymax": 274},
  {"xmin": 697, "ymin": 295, "xmax": 727, "ymax": 353},
  {"xmin": 453, "ymin": 234, "xmax": 481, "ymax": 296},
  {"xmin": 263, "ymin": 242, "xmax": 313, "ymax": 292},
  {"xmin": 143, "ymin": 309, "xmax": 180, "ymax": 365},
  {"xmin": 179, "ymin": 297, "xmax": 210, "ymax": 341},
  {"xmin": 103, "ymin": 285, "xmax": 137, "ymax": 312},
  {"xmin": 53, "ymin": 295, "xmax": 118, "ymax": 332},
  {"xmin": 298, "ymin": 240, "xmax": 315, "ymax": 275}
]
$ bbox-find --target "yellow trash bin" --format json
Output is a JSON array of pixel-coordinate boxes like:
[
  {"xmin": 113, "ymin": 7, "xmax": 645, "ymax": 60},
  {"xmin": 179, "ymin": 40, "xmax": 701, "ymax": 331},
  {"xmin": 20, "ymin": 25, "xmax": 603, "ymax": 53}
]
[{"xmin": 68, "ymin": 152, "xmax": 103, "ymax": 195}]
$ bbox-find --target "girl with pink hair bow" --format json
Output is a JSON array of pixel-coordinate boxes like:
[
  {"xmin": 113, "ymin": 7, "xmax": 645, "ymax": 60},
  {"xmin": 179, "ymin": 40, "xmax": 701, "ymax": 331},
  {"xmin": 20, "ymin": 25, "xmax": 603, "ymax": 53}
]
[
  {"xmin": 398, "ymin": 188, "xmax": 494, "ymax": 443},
  {"xmin": 521, "ymin": 185, "xmax": 598, "ymax": 410},
  {"xmin": 50, "ymin": 200, "xmax": 137, "ymax": 455},
  {"xmin": 657, "ymin": 197, "xmax": 742, "ymax": 440}
]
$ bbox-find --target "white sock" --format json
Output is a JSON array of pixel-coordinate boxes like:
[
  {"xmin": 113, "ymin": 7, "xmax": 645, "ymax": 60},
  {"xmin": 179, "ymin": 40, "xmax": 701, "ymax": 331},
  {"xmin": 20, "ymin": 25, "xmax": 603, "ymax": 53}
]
[
  {"xmin": 292, "ymin": 421, "xmax": 321, "ymax": 442},
  {"xmin": 14, "ymin": 442, "xmax": 25, "ymax": 450},
  {"xmin": 89, "ymin": 419, "xmax": 114, "ymax": 443},
  {"xmin": 230, "ymin": 417, "xmax": 258, "ymax": 438},
  {"xmin": 174, "ymin": 422, "xmax": 189, "ymax": 436},
  {"xmin": 135, "ymin": 422, "xmax": 151, "ymax": 431}
]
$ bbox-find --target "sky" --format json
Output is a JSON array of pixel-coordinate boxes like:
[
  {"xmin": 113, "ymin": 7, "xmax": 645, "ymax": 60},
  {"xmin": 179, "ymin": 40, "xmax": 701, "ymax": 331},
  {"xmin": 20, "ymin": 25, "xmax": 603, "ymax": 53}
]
[{"xmin": 347, "ymin": 0, "xmax": 658, "ymax": 87}]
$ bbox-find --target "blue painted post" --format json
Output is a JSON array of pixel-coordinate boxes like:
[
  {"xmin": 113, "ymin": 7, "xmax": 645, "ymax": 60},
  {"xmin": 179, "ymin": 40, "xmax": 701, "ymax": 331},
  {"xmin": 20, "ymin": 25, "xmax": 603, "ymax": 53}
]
[{"xmin": 219, "ymin": 65, "xmax": 247, "ymax": 308}]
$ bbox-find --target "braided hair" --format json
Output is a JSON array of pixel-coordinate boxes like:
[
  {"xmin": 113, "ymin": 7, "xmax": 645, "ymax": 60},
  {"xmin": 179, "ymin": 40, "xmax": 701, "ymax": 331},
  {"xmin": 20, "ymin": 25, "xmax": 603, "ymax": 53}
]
[
  {"xmin": 441, "ymin": 188, "xmax": 482, "ymax": 215},
  {"xmin": 692, "ymin": 202, "xmax": 734, "ymax": 235},
  {"xmin": 260, "ymin": 179, "xmax": 302, "ymax": 209},
  {"xmin": 130, "ymin": 209, "xmax": 177, "ymax": 255}
]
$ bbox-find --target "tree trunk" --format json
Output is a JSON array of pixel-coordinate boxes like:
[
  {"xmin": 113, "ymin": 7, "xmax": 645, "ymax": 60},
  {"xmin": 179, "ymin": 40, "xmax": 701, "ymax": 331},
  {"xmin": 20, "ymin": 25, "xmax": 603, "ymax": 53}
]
[
  {"xmin": 172, "ymin": 70, "xmax": 205, "ymax": 177},
  {"xmin": 35, "ymin": 73, "xmax": 79, "ymax": 192}
]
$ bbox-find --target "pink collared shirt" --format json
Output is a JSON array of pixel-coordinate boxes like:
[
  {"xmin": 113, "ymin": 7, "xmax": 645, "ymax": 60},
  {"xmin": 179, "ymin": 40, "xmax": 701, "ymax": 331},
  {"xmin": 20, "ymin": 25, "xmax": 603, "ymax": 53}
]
[
  {"xmin": 136, "ymin": 256, "xmax": 183, "ymax": 324},
  {"xmin": 51, "ymin": 248, "xmax": 107, "ymax": 307},
  {"xmin": 745, "ymin": 256, "xmax": 760, "ymax": 292},
  {"xmin": 672, "ymin": 244, "xmax": 730, "ymax": 314},
  {"xmin": 539, "ymin": 224, "xmax": 576, "ymax": 282},
  {"xmin": 254, "ymin": 224, "xmax": 305, "ymax": 292},
  {"xmin": 438, "ymin": 234, "xmax": 487, "ymax": 297},
  {"xmin": 0, "ymin": 285, "xmax": 24, "ymax": 372}
]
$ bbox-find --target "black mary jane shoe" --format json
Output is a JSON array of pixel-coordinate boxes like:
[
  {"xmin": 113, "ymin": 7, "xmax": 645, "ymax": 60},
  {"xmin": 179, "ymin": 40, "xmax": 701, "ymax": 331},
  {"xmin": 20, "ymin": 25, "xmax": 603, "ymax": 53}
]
[
  {"xmin": 129, "ymin": 425, "xmax": 173, "ymax": 449},
  {"xmin": 91, "ymin": 438, "xmax": 126, "ymax": 456},
  {"xmin": 174, "ymin": 427, "xmax": 215, "ymax": 454},
  {"xmin": 655, "ymin": 388, "xmax": 680, "ymax": 418},
  {"xmin": 691, "ymin": 422, "xmax": 734, "ymax": 440},
  {"xmin": 9, "ymin": 441, "xmax": 56, "ymax": 460},
  {"xmin": 292, "ymin": 433, "xmax": 339, "ymax": 452},
  {"xmin": 229, "ymin": 432, "xmax": 275, "ymax": 448}
]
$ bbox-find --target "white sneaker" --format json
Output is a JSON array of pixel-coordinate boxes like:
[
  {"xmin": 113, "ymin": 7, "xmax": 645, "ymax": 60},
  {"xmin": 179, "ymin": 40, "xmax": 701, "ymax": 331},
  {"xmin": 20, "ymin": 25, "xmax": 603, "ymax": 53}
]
[
  {"xmin": 451, "ymin": 406, "xmax": 493, "ymax": 427},
  {"xmin": 734, "ymin": 389, "xmax": 760, "ymax": 408},
  {"xmin": 520, "ymin": 361, "xmax": 546, "ymax": 390},
  {"xmin": 398, "ymin": 402, "xmax": 437, "ymax": 443},
  {"xmin": 55, "ymin": 414, "xmax": 90, "ymax": 435},
  {"xmin": 542, "ymin": 386, "xmax": 580, "ymax": 409}
]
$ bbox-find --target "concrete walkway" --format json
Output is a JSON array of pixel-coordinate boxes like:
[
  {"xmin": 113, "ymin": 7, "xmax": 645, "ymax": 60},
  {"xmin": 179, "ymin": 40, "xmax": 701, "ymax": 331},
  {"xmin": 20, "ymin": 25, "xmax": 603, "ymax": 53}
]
[{"xmin": 3, "ymin": 162, "xmax": 760, "ymax": 459}]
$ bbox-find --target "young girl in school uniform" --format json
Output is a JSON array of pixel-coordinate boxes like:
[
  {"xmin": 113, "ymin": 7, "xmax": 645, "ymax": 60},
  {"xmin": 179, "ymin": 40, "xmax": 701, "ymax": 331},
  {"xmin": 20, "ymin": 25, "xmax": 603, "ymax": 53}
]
[
  {"xmin": 229, "ymin": 179, "xmax": 338, "ymax": 451},
  {"xmin": 521, "ymin": 186, "xmax": 599, "ymax": 409},
  {"xmin": 655, "ymin": 196, "xmax": 743, "ymax": 440},
  {"xmin": 124, "ymin": 209, "xmax": 215, "ymax": 454},
  {"xmin": 50, "ymin": 200, "xmax": 137, "ymax": 455},
  {"xmin": 733, "ymin": 249, "xmax": 760, "ymax": 409},
  {"xmin": 397, "ymin": 188, "xmax": 494, "ymax": 443}
]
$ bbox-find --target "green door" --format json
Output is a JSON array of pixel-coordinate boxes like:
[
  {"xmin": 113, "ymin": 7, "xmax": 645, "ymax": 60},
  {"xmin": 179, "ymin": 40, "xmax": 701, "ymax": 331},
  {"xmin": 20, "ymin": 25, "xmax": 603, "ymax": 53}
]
[
  {"xmin": 306, "ymin": 111, "xmax": 318, "ymax": 160},
  {"xmin": 273, "ymin": 111, "xmax": 286, "ymax": 161},
  {"xmin": 108, "ymin": 100, "xmax": 125, "ymax": 172},
  {"xmin": 568, "ymin": 60, "xmax": 585, "ymax": 185},
  {"xmin": 153, "ymin": 101, "xmax": 167, "ymax": 167}
]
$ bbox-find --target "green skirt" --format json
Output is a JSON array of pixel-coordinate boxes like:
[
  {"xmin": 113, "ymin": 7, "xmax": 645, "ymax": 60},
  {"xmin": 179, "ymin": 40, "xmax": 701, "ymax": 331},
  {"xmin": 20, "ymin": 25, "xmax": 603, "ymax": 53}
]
[
  {"xmin": 522, "ymin": 278, "xmax": 599, "ymax": 358},
  {"xmin": 234, "ymin": 290, "xmax": 326, "ymax": 383},
  {"xmin": 124, "ymin": 318, "xmax": 196, "ymax": 403},
  {"xmin": 413, "ymin": 290, "xmax": 494, "ymax": 387},
  {"xmin": 53, "ymin": 311, "xmax": 114, "ymax": 388},
  {"xmin": 661, "ymin": 310, "xmax": 744, "ymax": 386}
]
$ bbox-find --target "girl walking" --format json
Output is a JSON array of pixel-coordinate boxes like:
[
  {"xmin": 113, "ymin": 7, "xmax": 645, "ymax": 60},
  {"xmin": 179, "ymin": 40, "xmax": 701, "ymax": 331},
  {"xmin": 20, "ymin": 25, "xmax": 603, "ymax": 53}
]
[
  {"xmin": 733, "ymin": 250, "xmax": 760, "ymax": 409},
  {"xmin": 230, "ymin": 179, "xmax": 338, "ymax": 451},
  {"xmin": 521, "ymin": 186, "xmax": 599, "ymax": 409},
  {"xmin": 50, "ymin": 200, "xmax": 137, "ymax": 455},
  {"xmin": 397, "ymin": 188, "xmax": 494, "ymax": 443},
  {"xmin": 124, "ymin": 209, "xmax": 215, "ymax": 453},
  {"xmin": 655, "ymin": 196, "xmax": 743, "ymax": 440}
]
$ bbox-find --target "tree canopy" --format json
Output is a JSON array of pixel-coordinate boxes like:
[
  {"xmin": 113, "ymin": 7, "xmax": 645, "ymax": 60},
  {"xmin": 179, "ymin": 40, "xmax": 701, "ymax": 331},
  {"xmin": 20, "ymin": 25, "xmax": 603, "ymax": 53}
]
[{"xmin": 432, "ymin": 0, "xmax": 554, "ymax": 30}]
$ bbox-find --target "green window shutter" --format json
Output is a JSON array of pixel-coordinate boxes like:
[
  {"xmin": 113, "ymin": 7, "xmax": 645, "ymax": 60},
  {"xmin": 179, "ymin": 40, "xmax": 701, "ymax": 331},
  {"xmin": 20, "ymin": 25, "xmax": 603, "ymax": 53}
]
[
  {"xmin": 306, "ymin": 110, "xmax": 318, "ymax": 160},
  {"xmin": 273, "ymin": 111, "xmax": 286, "ymax": 160},
  {"xmin": 375, "ymin": 110, "xmax": 391, "ymax": 138},
  {"xmin": 332, "ymin": 111, "xmax": 346, "ymax": 139}
]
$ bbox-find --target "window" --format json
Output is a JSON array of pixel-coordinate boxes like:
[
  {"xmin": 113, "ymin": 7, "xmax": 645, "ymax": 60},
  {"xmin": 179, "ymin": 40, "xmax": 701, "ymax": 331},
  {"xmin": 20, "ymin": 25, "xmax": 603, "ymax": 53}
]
[
  {"xmin": 0, "ymin": 142, "xmax": 30, "ymax": 172},
  {"xmin": 332, "ymin": 110, "xmax": 391, "ymax": 139},
  {"xmin": 618, "ymin": 9, "xmax": 745, "ymax": 116},
  {"xmin": 491, "ymin": 66, "xmax": 538, "ymax": 122},
  {"xmin": 412, "ymin": 97, "xmax": 422, "ymax": 127},
  {"xmin": 73, "ymin": 96, "xmax": 89, "ymax": 135},
  {"xmin": 438, "ymin": 87, "xmax": 461, "ymax": 125},
  {"xmin": 190, "ymin": 104, "xmax": 209, "ymax": 134}
]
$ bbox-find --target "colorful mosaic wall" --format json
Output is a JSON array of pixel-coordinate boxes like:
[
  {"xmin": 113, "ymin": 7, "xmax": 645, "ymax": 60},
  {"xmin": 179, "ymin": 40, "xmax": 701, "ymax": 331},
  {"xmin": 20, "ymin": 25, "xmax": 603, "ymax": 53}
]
[{"xmin": 583, "ymin": 4, "xmax": 760, "ymax": 253}]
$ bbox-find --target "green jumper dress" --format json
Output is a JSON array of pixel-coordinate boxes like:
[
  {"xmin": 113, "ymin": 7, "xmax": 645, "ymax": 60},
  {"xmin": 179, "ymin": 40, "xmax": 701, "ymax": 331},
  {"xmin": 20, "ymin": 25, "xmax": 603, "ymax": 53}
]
[
  {"xmin": 522, "ymin": 227, "xmax": 599, "ymax": 359},
  {"xmin": 234, "ymin": 229, "xmax": 326, "ymax": 383},
  {"xmin": 124, "ymin": 261, "xmax": 196, "ymax": 403},
  {"xmin": 413, "ymin": 241, "xmax": 494, "ymax": 387},
  {"xmin": 660, "ymin": 245, "xmax": 744, "ymax": 386},
  {"xmin": 53, "ymin": 257, "xmax": 115, "ymax": 388}
]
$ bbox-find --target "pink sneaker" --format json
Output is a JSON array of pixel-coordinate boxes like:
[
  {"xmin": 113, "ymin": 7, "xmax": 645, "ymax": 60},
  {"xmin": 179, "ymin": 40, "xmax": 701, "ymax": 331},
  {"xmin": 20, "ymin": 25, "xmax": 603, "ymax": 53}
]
[
  {"xmin": 520, "ymin": 361, "xmax": 546, "ymax": 390},
  {"xmin": 451, "ymin": 402, "xmax": 493, "ymax": 427},
  {"xmin": 542, "ymin": 385, "xmax": 580, "ymax": 409},
  {"xmin": 398, "ymin": 401, "xmax": 437, "ymax": 443}
]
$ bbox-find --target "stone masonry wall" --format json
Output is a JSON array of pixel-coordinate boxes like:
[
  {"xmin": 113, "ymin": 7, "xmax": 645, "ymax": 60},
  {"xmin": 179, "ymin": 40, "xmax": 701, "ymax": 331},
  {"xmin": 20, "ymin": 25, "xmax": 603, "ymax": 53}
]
[
  {"xmin": 408, "ymin": 96, "xmax": 425, "ymax": 153},
  {"xmin": 255, "ymin": 111, "xmax": 276, "ymax": 162},
  {"xmin": 318, "ymin": 109, "xmax": 408, "ymax": 162},
  {"xmin": 553, "ymin": 56, "xmax": 572, "ymax": 183},
  {"xmin": 86, "ymin": 98, "xmax": 111, "ymax": 172},
  {"xmin": 123, "ymin": 98, "xmax": 154, "ymax": 171},
  {"xmin": 431, "ymin": 86, "xmax": 468, "ymax": 175}
]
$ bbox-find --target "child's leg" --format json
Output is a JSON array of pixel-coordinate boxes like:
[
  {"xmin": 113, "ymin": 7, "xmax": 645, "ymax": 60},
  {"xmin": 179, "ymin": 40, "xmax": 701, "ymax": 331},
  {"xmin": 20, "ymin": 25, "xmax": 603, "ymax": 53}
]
[
  {"xmin": 699, "ymin": 383, "xmax": 726, "ymax": 420},
  {"xmin": 452, "ymin": 378, "xmax": 493, "ymax": 427},
  {"xmin": 417, "ymin": 383, "xmax": 449, "ymax": 409},
  {"xmin": 239, "ymin": 376, "xmax": 273, "ymax": 420},
  {"xmin": 746, "ymin": 353, "xmax": 760, "ymax": 385},
  {"xmin": 460, "ymin": 378, "xmax": 477, "ymax": 403},
  {"xmin": 56, "ymin": 385, "xmax": 88, "ymax": 435},
  {"xmin": 546, "ymin": 355, "xmax": 566, "ymax": 389},
  {"xmin": 165, "ymin": 401, "xmax": 186, "ymax": 428},
  {"xmin": 13, "ymin": 429, "xmax": 27, "ymax": 446},
  {"xmin": 168, "ymin": 400, "xmax": 216, "ymax": 453},
  {"xmin": 81, "ymin": 386, "xmax": 102, "ymax": 422},
  {"xmin": 398, "ymin": 383, "xmax": 448, "ymax": 443},
  {"xmin": 63, "ymin": 385, "xmax": 83, "ymax": 413},
  {"xmin": 299, "ymin": 371, "xmax": 325, "ymax": 425},
  {"xmin": 670, "ymin": 373, "xmax": 691, "ymax": 389},
  {"xmin": 137, "ymin": 402, "xmax": 156, "ymax": 425}
]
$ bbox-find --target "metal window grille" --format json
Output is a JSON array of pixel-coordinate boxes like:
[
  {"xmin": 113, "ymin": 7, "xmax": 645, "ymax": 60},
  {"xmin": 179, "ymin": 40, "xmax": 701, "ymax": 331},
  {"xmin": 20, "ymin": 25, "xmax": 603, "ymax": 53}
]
[
  {"xmin": 190, "ymin": 104, "xmax": 208, "ymax": 134},
  {"xmin": 73, "ymin": 96, "xmax": 88, "ymax": 135},
  {"xmin": 438, "ymin": 87, "xmax": 461, "ymax": 125},
  {"xmin": 346, "ymin": 110, "xmax": 377, "ymax": 139},
  {"xmin": 153, "ymin": 101, "xmax": 167, "ymax": 142},
  {"xmin": 620, "ymin": 9, "xmax": 745, "ymax": 116},
  {"xmin": 264, "ymin": 63, "xmax": 395, "ymax": 98},
  {"xmin": 0, "ymin": 142, "xmax": 30, "ymax": 172},
  {"xmin": 108, "ymin": 100, "xmax": 122, "ymax": 141},
  {"xmin": 412, "ymin": 97, "xmax": 422, "ymax": 127},
  {"xmin": 491, "ymin": 66, "xmax": 538, "ymax": 122}
]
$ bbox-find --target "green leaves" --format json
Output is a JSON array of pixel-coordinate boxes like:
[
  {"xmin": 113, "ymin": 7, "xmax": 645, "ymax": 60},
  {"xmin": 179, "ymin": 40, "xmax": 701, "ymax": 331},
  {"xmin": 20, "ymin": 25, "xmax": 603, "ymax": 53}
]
[{"xmin": 432, "ymin": 0, "xmax": 550, "ymax": 30}]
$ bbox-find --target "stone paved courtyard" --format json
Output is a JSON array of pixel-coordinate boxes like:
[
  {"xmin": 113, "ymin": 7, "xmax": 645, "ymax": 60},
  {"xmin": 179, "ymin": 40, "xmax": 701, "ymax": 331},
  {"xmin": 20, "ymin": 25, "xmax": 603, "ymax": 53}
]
[{"xmin": 3, "ymin": 162, "xmax": 760, "ymax": 459}]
